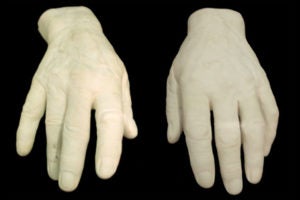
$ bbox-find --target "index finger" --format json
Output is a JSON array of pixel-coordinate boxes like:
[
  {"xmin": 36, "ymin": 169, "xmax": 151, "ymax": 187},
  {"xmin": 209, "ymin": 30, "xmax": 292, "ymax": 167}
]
[{"xmin": 17, "ymin": 79, "xmax": 46, "ymax": 156}]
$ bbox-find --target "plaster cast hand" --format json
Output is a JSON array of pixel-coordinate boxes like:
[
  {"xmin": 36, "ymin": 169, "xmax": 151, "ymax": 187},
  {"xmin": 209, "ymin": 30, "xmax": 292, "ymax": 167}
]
[
  {"xmin": 16, "ymin": 6, "xmax": 137, "ymax": 192},
  {"xmin": 166, "ymin": 8, "xmax": 279, "ymax": 195}
]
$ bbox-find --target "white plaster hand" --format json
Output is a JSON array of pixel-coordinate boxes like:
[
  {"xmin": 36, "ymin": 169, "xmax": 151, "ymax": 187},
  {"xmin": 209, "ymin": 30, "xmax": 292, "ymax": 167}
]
[
  {"xmin": 166, "ymin": 8, "xmax": 279, "ymax": 195},
  {"xmin": 16, "ymin": 6, "xmax": 137, "ymax": 192}
]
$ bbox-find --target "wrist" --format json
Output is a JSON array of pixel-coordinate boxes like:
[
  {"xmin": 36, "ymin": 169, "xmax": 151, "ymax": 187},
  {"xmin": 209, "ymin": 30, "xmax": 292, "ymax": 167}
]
[
  {"xmin": 38, "ymin": 6, "xmax": 103, "ymax": 43},
  {"xmin": 187, "ymin": 8, "xmax": 245, "ymax": 38}
]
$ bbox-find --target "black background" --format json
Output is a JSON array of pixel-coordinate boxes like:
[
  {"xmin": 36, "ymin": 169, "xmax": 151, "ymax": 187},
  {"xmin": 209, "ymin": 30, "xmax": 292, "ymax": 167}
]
[{"xmin": 2, "ymin": 0, "xmax": 293, "ymax": 198}]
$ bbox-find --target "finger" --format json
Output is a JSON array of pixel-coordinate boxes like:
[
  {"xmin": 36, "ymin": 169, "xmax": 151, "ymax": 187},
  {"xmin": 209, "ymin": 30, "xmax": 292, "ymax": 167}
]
[
  {"xmin": 45, "ymin": 88, "xmax": 66, "ymax": 180},
  {"xmin": 213, "ymin": 99, "xmax": 242, "ymax": 195},
  {"xmin": 166, "ymin": 69, "xmax": 182, "ymax": 143},
  {"xmin": 239, "ymin": 96, "xmax": 265, "ymax": 184},
  {"xmin": 122, "ymin": 72, "xmax": 137, "ymax": 139},
  {"xmin": 94, "ymin": 90, "xmax": 124, "ymax": 179},
  {"xmin": 258, "ymin": 83, "xmax": 279, "ymax": 156},
  {"xmin": 16, "ymin": 79, "xmax": 46, "ymax": 156},
  {"xmin": 182, "ymin": 91, "xmax": 215, "ymax": 188},
  {"xmin": 59, "ymin": 90, "xmax": 92, "ymax": 192}
]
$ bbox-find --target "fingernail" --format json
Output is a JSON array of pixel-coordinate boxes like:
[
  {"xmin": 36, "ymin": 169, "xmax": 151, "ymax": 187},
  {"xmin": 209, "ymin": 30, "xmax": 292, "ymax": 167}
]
[
  {"xmin": 59, "ymin": 172, "xmax": 77, "ymax": 192},
  {"xmin": 249, "ymin": 168, "xmax": 262, "ymax": 184},
  {"xmin": 226, "ymin": 179, "xmax": 242, "ymax": 195},
  {"xmin": 197, "ymin": 171, "xmax": 214, "ymax": 188},
  {"xmin": 98, "ymin": 158, "xmax": 117, "ymax": 179}
]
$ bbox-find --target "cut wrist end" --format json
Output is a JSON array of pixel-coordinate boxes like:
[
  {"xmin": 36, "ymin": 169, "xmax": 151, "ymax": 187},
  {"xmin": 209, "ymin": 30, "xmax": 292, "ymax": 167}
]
[
  {"xmin": 187, "ymin": 8, "xmax": 245, "ymax": 36},
  {"xmin": 38, "ymin": 6, "xmax": 102, "ymax": 43}
]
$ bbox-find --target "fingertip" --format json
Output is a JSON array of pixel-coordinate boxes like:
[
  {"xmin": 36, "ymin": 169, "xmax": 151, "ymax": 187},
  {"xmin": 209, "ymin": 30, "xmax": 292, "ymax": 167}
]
[
  {"xmin": 246, "ymin": 167, "xmax": 263, "ymax": 184},
  {"xmin": 16, "ymin": 122, "xmax": 38, "ymax": 157},
  {"xmin": 96, "ymin": 158, "xmax": 118, "ymax": 180},
  {"xmin": 195, "ymin": 171, "xmax": 215, "ymax": 189},
  {"xmin": 47, "ymin": 162, "xmax": 59, "ymax": 181},
  {"xmin": 225, "ymin": 178, "xmax": 243, "ymax": 195},
  {"xmin": 49, "ymin": 171, "xmax": 59, "ymax": 181},
  {"xmin": 16, "ymin": 140, "xmax": 32, "ymax": 157},
  {"xmin": 167, "ymin": 135, "xmax": 179, "ymax": 144},
  {"xmin": 16, "ymin": 149, "xmax": 29, "ymax": 157},
  {"xmin": 167, "ymin": 126, "xmax": 180, "ymax": 144},
  {"xmin": 124, "ymin": 118, "xmax": 138, "ymax": 139},
  {"xmin": 59, "ymin": 171, "xmax": 79, "ymax": 192}
]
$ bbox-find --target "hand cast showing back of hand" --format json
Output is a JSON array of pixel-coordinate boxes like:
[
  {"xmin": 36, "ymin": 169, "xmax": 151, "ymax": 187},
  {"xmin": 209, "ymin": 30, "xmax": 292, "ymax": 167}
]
[{"xmin": 16, "ymin": 6, "xmax": 278, "ymax": 195}]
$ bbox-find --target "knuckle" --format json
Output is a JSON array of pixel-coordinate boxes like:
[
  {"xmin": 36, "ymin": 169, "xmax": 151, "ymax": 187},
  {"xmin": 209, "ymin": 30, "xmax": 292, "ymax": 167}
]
[
  {"xmin": 64, "ymin": 124, "xmax": 80, "ymax": 133},
  {"xmin": 22, "ymin": 102, "xmax": 44, "ymax": 120},
  {"xmin": 166, "ymin": 101, "xmax": 179, "ymax": 115},
  {"xmin": 241, "ymin": 120, "xmax": 266, "ymax": 133},
  {"xmin": 45, "ymin": 116, "xmax": 63, "ymax": 126},
  {"xmin": 167, "ymin": 76, "xmax": 177, "ymax": 92},
  {"xmin": 216, "ymin": 136, "xmax": 240, "ymax": 149},
  {"xmin": 99, "ymin": 111, "xmax": 123, "ymax": 124},
  {"xmin": 215, "ymin": 124, "xmax": 240, "ymax": 149},
  {"xmin": 221, "ymin": 163, "xmax": 242, "ymax": 179},
  {"xmin": 184, "ymin": 123, "xmax": 211, "ymax": 141},
  {"xmin": 21, "ymin": 106, "xmax": 35, "ymax": 118},
  {"xmin": 166, "ymin": 74, "xmax": 172, "ymax": 87},
  {"xmin": 63, "ymin": 124, "xmax": 89, "ymax": 142},
  {"xmin": 271, "ymin": 107, "xmax": 279, "ymax": 121}
]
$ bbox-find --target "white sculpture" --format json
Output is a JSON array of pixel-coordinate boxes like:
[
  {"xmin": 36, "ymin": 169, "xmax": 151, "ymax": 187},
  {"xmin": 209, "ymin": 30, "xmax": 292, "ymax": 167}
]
[
  {"xmin": 166, "ymin": 8, "xmax": 279, "ymax": 195},
  {"xmin": 16, "ymin": 6, "xmax": 279, "ymax": 195},
  {"xmin": 16, "ymin": 6, "xmax": 137, "ymax": 192}
]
